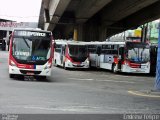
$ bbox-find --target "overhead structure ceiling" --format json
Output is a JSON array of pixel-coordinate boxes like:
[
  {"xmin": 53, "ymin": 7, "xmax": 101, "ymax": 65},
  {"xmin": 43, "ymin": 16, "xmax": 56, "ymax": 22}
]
[{"xmin": 38, "ymin": 0, "xmax": 160, "ymax": 38}]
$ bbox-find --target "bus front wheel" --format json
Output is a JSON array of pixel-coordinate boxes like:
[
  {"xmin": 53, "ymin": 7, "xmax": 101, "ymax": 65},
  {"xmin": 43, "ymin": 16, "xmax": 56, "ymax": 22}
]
[
  {"xmin": 9, "ymin": 74, "xmax": 14, "ymax": 78},
  {"xmin": 63, "ymin": 63, "xmax": 68, "ymax": 70},
  {"xmin": 54, "ymin": 60, "xmax": 57, "ymax": 67}
]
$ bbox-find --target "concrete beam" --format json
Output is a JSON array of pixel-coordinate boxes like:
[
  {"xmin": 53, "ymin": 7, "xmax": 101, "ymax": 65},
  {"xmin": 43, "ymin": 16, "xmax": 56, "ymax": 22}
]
[
  {"xmin": 75, "ymin": 0, "xmax": 112, "ymax": 23},
  {"xmin": 46, "ymin": 0, "xmax": 71, "ymax": 31},
  {"xmin": 106, "ymin": 1, "xmax": 160, "ymax": 37},
  {"xmin": 101, "ymin": 0, "xmax": 158, "ymax": 26},
  {"xmin": 38, "ymin": 0, "xmax": 50, "ymax": 29}
]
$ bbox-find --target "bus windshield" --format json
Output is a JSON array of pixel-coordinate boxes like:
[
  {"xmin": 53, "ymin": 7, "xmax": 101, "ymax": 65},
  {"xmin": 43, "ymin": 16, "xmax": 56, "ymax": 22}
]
[
  {"xmin": 12, "ymin": 37, "xmax": 51, "ymax": 64},
  {"xmin": 126, "ymin": 42, "xmax": 150, "ymax": 63},
  {"xmin": 68, "ymin": 45, "xmax": 88, "ymax": 62}
]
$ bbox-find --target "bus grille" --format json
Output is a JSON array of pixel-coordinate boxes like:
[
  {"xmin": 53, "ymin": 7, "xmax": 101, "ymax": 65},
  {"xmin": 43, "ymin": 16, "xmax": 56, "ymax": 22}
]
[
  {"xmin": 20, "ymin": 70, "xmax": 42, "ymax": 75},
  {"xmin": 70, "ymin": 57, "xmax": 87, "ymax": 62}
]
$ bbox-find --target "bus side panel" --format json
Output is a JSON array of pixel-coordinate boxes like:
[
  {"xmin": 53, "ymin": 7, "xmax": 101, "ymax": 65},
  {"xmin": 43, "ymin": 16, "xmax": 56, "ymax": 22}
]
[
  {"xmin": 89, "ymin": 53, "xmax": 97, "ymax": 67},
  {"xmin": 99, "ymin": 54, "xmax": 114, "ymax": 70},
  {"xmin": 121, "ymin": 62, "xmax": 150, "ymax": 73}
]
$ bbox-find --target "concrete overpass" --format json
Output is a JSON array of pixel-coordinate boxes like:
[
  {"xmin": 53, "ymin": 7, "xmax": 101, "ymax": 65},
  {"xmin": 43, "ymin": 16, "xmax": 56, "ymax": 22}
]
[{"xmin": 38, "ymin": 0, "xmax": 160, "ymax": 41}]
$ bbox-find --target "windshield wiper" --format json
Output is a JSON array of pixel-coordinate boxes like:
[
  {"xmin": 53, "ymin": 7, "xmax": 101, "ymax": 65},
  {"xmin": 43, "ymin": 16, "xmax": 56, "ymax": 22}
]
[
  {"xmin": 132, "ymin": 48, "xmax": 138, "ymax": 61},
  {"xmin": 22, "ymin": 37, "xmax": 30, "ymax": 49}
]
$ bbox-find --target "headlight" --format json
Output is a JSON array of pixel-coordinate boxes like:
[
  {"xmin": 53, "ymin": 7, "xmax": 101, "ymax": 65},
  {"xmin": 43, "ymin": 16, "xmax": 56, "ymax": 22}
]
[
  {"xmin": 44, "ymin": 62, "xmax": 52, "ymax": 69},
  {"xmin": 66, "ymin": 58, "xmax": 71, "ymax": 63},
  {"xmin": 85, "ymin": 58, "xmax": 89, "ymax": 63},
  {"xmin": 10, "ymin": 60, "xmax": 16, "ymax": 66}
]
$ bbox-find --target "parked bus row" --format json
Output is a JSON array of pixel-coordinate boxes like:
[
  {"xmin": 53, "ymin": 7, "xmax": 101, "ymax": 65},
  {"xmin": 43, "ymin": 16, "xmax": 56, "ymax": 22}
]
[
  {"xmin": 7, "ymin": 28, "xmax": 158, "ymax": 79},
  {"xmin": 54, "ymin": 40, "xmax": 154, "ymax": 74}
]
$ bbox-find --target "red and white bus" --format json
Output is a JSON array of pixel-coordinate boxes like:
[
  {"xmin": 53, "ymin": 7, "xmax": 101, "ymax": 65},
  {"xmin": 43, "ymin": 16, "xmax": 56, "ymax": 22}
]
[
  {"xmin": 8, "ymin": 28, "xmax": 54, "ymax": 78},
  {"xmin": 54, "ymin": 40, "xmax": 89, "ymax": 69},
  {"xmin": 87, "ymin": 41, "xmax": 150, "ymax": 73}
]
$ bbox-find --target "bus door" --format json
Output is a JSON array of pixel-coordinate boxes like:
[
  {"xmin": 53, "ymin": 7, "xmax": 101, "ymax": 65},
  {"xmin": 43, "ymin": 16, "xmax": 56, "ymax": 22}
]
[
  {"xmin": 118, "ymin": 46, "xmax": 124, "ymax": 70},
  {"xmin": 96, "ymin": 45, "xmax": 101, "ymax": 67},
  {"xmin": 61, "ymin": 45, "xmax": 65, "ymax": 64},
  {"xmin": 88, "ymin": 44, "xmax": 97, "ymax": 67}
]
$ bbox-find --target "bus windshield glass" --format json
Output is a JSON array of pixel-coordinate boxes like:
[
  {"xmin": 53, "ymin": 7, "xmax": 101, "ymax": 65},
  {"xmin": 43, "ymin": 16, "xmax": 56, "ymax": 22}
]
[
  {"xmin": 68, "ymin": 45, "xmax": 88, "ymax": 62},
  {"xmin": 126, "ymin": 42, "xmax": 150, "ymax": 63},
  {"xmin": 12, "ymin": 30, "xmax": 51, "ymax": 64}
]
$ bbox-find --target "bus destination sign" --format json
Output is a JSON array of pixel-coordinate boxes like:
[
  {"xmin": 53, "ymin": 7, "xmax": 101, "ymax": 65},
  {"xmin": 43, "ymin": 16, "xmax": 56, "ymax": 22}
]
[{"xmin": 15, "ymin": 31, "xmax": 47, "ymax": 37}]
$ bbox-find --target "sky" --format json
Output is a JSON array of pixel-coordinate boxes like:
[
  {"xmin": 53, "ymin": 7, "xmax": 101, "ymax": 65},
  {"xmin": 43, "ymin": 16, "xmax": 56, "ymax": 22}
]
[{"xmin": 0, "ymin": 0, "xmax": 42, "ymax": 22}]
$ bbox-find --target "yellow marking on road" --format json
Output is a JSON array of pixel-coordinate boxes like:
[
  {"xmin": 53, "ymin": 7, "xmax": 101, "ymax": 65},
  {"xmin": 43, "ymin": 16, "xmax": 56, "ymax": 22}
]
[{"xmin": 128, "ymin": 91, "xmax": 160, "ymax": 98}]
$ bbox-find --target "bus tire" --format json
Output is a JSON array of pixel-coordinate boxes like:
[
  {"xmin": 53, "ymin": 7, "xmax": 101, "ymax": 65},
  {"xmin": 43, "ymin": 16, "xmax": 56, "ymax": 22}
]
[
  {"xmin": 63, "ymin": 63, "xmax": 68, "ymax": 70},
  {"xmin": 112, "ymin": 64, "xmax": 117, "ymax": 73},
  {"xmin": 89, "ymin": 61, "xmax": 92, "ymax": 68},
  {"xmin": 9, "ymin": 74, "xmax": 14, "ymax": 78},
  {"xmin": 54, "ymin": 60, "xmax": 57, "ymax": 67},
  {"xmin": 41, "ymin": 76, "xmax": 46, "ymax": 80}
]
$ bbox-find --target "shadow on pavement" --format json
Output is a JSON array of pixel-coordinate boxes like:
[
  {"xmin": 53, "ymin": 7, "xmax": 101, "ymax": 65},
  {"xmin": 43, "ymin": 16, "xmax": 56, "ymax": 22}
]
[{"xmin": 10, "ymin": 75, "xmax": 52, "ymax": 82}]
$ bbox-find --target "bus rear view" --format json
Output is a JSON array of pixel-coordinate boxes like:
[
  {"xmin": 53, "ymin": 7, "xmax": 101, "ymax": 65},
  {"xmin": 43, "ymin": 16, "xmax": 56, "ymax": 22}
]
[{"xmin": 8, "ymin": 28, "xmax": 53, "ymax": 78}]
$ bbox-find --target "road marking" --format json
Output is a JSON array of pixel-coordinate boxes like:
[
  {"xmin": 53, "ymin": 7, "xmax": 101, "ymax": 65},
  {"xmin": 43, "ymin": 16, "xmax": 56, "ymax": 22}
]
[
  {"xmin": 97, "ymin": 80, "xmax": 135, "ymax": 83},
  {"xmin": 128, "ymin": 90, "xmax": 160, "ymax": 98},
  {"xmin": 24, "ymin": 105, "xmax": 100, "ymax": 112},
  {"xmin": 68, "ymin": 78, "xmax": 94, "ymax": 81},
  {"xmin": 68, "ymin": 78, "xmax": 134, "ymax": 83}
]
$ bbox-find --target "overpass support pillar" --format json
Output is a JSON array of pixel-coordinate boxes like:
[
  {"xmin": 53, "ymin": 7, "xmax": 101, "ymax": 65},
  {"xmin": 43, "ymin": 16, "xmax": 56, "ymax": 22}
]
[
  {"xmin": 77, "ymin": 24, "xmax": 85, "ymax": 41},
  {"xmin": 76, "ymin": 23, "xmax": 107, "ymax": 42},
  {"xmin": 73, "ymin": 26, "xmax": 78, "ymax": 41},
  {"xmin": 99, "ymin": 26, "xmax": 107, "ymax": 41},
  {"xmin": 155, "ymin": 23, "xmax": 160, "ymax": 91}
]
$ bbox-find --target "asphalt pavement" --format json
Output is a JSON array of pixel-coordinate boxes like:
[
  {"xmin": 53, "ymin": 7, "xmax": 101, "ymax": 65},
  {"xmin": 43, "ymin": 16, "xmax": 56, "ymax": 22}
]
[{"xmin": 0, "ymin": 51, "xmax": 160, "ymax": 115}]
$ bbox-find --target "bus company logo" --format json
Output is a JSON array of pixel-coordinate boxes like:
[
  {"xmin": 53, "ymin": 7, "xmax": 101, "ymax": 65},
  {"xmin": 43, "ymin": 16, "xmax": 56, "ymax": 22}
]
[{"xmin": 32, "ymin": 56, "xmax": 36, "ymax": 61}]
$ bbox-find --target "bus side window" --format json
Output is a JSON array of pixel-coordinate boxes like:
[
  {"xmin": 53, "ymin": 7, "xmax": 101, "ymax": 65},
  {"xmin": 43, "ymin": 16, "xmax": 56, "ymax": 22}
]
[{"xmin": 97, "ymin": 46, "xmax": 101, "ymax": 55}]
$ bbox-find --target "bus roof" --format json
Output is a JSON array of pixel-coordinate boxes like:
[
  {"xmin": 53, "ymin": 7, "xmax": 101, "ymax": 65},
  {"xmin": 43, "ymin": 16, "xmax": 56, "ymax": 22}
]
[
  {"xmin": 55, "ymin": 40, "xmax": 87, "ymax": 45},
  {"xmin": 83, "ymin": 41, "xmax": 125, "ymax": 45}
]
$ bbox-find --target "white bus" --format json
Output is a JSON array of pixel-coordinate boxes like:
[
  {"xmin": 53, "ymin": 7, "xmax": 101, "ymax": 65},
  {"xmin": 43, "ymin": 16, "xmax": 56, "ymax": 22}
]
[
  {"xmin": 8, "ymin": 28, "xmax": 54, "ymax": 78},
  {"xmin": 54, "ymin": 40, "xmax": 89, "ymax": 69},
  {"xmin": 86, "ymin": 41, "xmax": 150, "ymax": 73}
]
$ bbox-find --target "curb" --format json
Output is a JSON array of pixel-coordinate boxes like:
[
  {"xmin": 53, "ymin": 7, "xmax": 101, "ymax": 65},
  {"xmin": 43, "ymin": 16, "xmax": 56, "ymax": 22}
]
[{"xmin": 128, "ymin": 90, "xmax": 160, "ymax": 98}]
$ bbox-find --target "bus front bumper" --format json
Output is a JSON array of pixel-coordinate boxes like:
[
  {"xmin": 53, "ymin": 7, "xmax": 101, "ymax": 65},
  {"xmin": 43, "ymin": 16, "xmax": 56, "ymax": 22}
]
[{"xmin": 9, "ymin": 65, "xmax": 52, "ymax": 77}]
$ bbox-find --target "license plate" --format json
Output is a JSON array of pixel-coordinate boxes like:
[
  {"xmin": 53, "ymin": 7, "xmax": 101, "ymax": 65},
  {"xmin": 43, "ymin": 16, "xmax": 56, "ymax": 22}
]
[
  {"xmin": 141, "ymin": 66, "xmax": 145, "ymax": 69},
  {"xmin": 136, "ymin": 69, "xmax": 140, "ymax": 72},
  {"xmin": 26, "ymin": 72, "xmax": 34, "ymax": 75}
]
